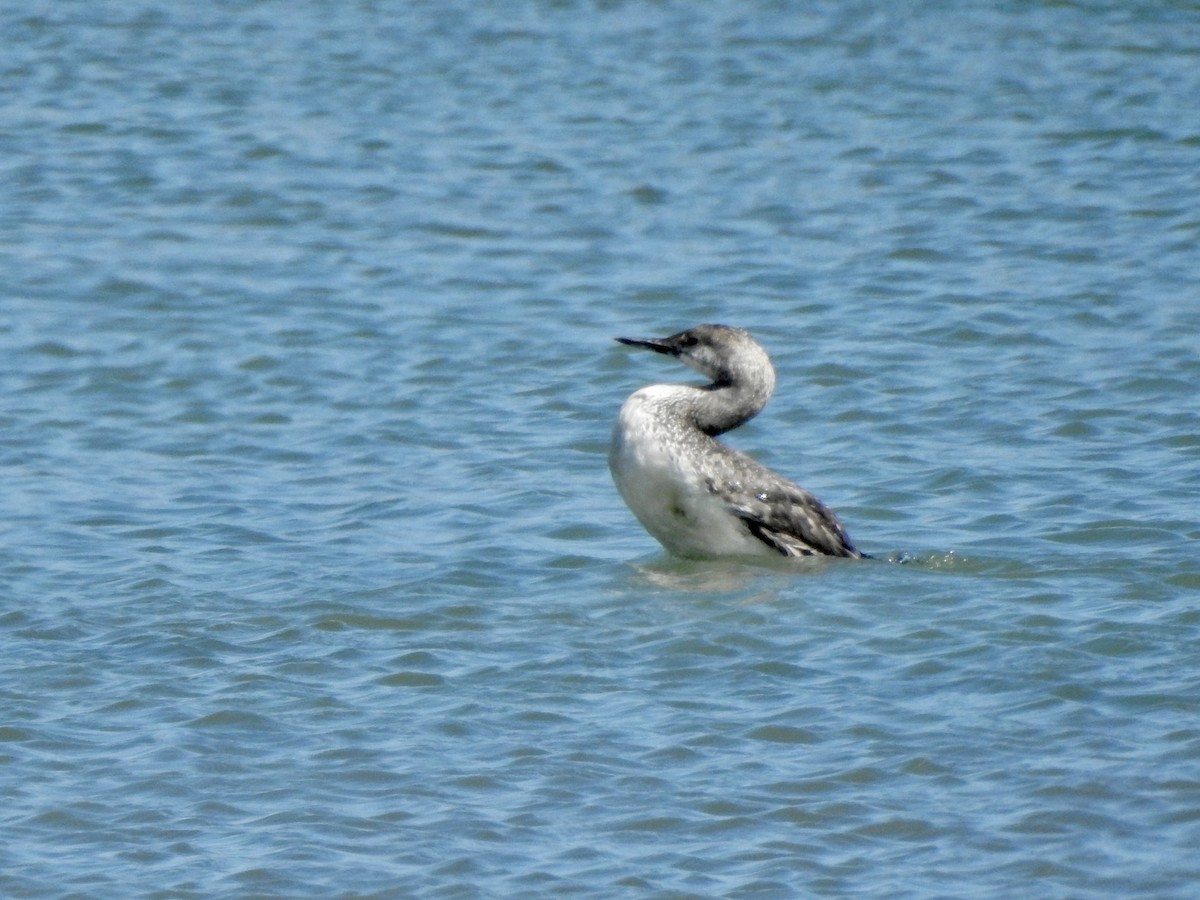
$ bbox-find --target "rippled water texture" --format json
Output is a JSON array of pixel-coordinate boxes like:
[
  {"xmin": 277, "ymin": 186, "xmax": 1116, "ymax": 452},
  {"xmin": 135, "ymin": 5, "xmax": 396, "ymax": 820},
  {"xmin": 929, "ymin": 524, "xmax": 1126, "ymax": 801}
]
[{"xmin": 3, "ymin": 1, "xmax": 1199, "ymax": 896}]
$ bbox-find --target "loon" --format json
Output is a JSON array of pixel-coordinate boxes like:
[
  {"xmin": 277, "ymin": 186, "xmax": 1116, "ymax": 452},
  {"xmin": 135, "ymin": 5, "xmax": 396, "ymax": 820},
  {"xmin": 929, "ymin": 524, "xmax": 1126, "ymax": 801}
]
[{"xmin": 609, "ymin": 324, "xmax": 864, "ymax": 559}]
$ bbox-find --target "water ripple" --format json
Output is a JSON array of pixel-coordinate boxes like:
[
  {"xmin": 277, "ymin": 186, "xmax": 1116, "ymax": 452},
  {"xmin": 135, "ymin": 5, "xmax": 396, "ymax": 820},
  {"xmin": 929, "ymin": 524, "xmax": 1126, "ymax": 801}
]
[{"xmin": 3, "ymin": 2, "xmax": 1200, "ymax": 897}]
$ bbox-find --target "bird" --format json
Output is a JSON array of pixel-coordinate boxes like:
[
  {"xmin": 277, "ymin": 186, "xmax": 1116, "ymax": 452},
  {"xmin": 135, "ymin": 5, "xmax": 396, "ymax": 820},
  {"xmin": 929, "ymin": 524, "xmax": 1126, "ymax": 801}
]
[{"xmin": 609, "ymin": 323, "xmax": 865, "ymax": 560}]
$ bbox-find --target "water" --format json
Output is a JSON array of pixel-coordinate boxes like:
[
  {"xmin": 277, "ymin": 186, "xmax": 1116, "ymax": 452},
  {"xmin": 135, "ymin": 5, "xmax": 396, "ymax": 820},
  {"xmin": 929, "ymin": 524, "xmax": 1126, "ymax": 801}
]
[{"xmin": 3, "ymin": 1, "xmax": 1199, "ymax": 896}]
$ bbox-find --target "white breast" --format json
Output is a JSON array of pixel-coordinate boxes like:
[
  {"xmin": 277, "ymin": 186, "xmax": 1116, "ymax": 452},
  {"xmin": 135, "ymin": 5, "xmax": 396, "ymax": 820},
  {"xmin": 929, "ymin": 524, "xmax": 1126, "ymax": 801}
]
[{"xmin": 609, "ymin": 386, "xmax": 771, "ymax": 558}]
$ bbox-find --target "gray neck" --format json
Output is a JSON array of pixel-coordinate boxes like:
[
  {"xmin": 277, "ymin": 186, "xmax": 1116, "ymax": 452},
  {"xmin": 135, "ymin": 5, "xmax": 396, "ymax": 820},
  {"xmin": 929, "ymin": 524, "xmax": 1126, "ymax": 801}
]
[{"xmin": 692, "ymin": 367, "xmax": 775, "ymax": 437}]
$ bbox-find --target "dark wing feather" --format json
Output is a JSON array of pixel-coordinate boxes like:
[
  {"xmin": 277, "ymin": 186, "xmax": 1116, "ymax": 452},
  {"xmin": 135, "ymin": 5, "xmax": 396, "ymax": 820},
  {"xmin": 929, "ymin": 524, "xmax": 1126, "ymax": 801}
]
[
  {"xmin": 728, "ymin": 485, "xmax": 862, "ymax": 558},
  {"xmin": 702, "ymin": 446, "xmax": 863, "ymax": 558}
]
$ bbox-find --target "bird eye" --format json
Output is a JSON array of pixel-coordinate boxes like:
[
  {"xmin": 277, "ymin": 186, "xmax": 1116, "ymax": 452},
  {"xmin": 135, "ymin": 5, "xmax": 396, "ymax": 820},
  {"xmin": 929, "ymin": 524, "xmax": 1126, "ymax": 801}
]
[{"xmin": 678, "ymin": 334, "xmax": 699, "ymax": 349}]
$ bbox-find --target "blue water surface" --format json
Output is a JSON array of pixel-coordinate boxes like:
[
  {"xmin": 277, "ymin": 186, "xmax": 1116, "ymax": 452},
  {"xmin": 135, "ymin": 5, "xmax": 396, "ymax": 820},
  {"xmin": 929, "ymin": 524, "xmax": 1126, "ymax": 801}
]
[{"xmin": 3, "ymin": 1, "xmax": 1199, "ymax": 896}]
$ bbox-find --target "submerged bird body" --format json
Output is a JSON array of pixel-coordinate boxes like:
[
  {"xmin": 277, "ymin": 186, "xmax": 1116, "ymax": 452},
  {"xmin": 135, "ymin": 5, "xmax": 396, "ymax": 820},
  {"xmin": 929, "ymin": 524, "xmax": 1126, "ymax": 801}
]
[{"xmin": 609, "ymin": 324, "xmax": 863, "ymax": 559}]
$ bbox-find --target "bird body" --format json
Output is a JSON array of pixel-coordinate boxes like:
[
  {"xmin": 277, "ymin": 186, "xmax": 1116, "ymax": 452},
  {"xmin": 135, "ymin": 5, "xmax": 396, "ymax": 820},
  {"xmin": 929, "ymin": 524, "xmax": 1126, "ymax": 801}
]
[{"xmin": 609, "ymin": 324, "xmax": 863, "ymax": 560}]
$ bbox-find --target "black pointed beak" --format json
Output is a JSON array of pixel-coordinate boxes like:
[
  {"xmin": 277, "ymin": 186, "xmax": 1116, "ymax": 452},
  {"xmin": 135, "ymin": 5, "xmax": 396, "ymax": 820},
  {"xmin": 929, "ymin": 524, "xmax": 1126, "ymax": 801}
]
[{"xmin": 615, "ymin": 336, "xmax": 677, "ymax": 356}]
